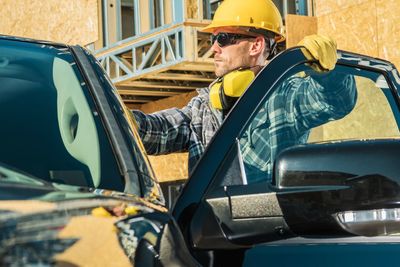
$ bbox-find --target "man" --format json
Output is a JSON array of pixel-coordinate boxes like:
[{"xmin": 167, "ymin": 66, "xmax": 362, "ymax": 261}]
[{"xmin": 132, "ymin": 0, "xmax": 356, "ymax": 177}]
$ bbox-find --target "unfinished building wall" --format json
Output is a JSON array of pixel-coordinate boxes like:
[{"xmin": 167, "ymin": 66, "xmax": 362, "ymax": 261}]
[
  {"xmin": 0, "ymin": 0, "xmax": 98, "ymax": 45},
  {"xmin": 311, "ymin": 0, "xmax": 400, "ymax": 142},
  {"xmin": 137, "ymin": 91, "xmax": 198, "ymax": 182},
  {"xmin": 285, "ymin": 14, "xmax": 318, "ymax": 48},
  {"xmin": 316, "ymin": 0, "xmax": 400, "ymax": 70}
]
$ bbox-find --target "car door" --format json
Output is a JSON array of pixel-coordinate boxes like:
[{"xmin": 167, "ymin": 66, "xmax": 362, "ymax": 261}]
[{"xmin": 172, "ymin": 47, "xmax": 400, "ymax": 266}]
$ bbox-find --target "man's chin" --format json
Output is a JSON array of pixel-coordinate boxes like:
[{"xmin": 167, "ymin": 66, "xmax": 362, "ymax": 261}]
[{"xmin": 215, "ymin": 69, "xmax": 230, "ymax": 78}]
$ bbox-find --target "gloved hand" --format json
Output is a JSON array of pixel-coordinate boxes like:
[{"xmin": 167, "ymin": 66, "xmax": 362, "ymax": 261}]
[{"xmin": 298, "ymin": 34, "xmax": 337, "ymax": 72}]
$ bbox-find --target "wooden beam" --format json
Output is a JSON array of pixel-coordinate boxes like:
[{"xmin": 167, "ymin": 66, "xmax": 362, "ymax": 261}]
[
  {"xmin": 122, "ymin": 99, "xmax": 149, "ymax": 103},
  {"xmin": 197, "ymin": 38, "xmax": 210, "ymax": 50},
  {"xmin": 144, "ymin": 72, "xmax": 214, "ymax": 82},
  {"xmin": 118, "ymin": 80, "xmax": 198, "ymax": 90},
  {"xmin": 118, "ymin": 89, "xmax": 182, "ymax": 97},
  {"xmin": 112, "ymin": 60, "xmax": 214, "ymax": 81},
  {"xmin": 172, "ymin": 62, "xmax": 215, "ymax": 72},
  {"xmin": 125, "ymin": 103, "xmax": 142, "ymax": 109},
  {"xmin": 183, "ymin": 20, "xmax": 211, "ymax": 28}
]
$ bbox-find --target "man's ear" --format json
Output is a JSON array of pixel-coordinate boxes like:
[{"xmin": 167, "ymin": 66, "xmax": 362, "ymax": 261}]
[{"xmin": 249, "ymin": 36, "xmax": 265, "ymax": 57}]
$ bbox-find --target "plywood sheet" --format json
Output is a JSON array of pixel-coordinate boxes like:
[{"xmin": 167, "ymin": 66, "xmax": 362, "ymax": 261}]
[
  {"xmin": 285, "ymin": 14, "xmax": 317, "ymax": 48},
  {"xmin": 315, "ymin": 0, "xmax": 370, "ymax": 16},
  {"xmin": 309, "ymin": 77, "xmax": 399, "ymax": 142},
  {"xmin": 317, "ymin": 0, "xmax": 378, "ymax": 57},
  {"xmin": 0, "ymin": 0, "xmax": 98, "ymax": 45},
  {"xmin": 140, "ymin": 90, "xmax": 197, "ymax": 112},
  {"xmin": 377, "ymin": 0, "xmax": 400, "ymax": 70},
  {"xmin": 149, "ymin": 153, "xmax": 189, "ymax": 181},
  {"xmin": 138, "ymin": 91, "xmax": 196, "ymax": 181}
]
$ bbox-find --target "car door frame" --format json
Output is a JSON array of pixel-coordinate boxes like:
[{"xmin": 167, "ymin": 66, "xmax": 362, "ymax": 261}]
[
  {"xmin": 70, "ymin": 46, "xmax": 147, "ymax": 196},
  {"xmin": 172, "ymin": 47, "xmax": 400, "ymax": 256}
]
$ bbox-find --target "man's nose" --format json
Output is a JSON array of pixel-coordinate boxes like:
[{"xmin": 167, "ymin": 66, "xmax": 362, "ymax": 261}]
[{"xmin": 211, "ymin": 41, "xmax": 221, "ymax": 54}]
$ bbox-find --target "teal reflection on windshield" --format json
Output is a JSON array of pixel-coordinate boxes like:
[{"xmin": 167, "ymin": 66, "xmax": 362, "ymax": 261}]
[{"xmin": 0, "ymin": 165, "xmax": 45, "ymax": 186}]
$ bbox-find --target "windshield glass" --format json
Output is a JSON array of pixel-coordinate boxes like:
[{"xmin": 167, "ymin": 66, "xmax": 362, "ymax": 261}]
[
  {"xmin": 0, "ymin": 164, "xmax": 47, "ymax": 186},
  {"xmin": 87, "ymin": 52, "xmax": 162, "ymax": 200},
  {"xmin": 0, "ymin": 38, "xmax": 125, "ymax": 191}
]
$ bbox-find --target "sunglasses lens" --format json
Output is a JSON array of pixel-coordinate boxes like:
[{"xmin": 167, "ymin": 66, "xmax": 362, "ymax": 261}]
[
  {"xmin": 211, "ymin": 33, "xmax": 231, "ymax": 47},
  {"xmin": 217, "ymin": 33, "xmax": 230, "ymax": 47}
]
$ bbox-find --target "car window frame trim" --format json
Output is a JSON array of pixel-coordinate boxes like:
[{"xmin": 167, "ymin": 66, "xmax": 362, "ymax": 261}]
[{"xmin": 70, "ymin": 46, "xmax": 142, "ymax": 196}]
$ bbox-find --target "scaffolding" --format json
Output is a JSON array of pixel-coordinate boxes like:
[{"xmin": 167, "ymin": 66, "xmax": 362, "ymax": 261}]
[{"xmin": 94, "ymin": 0, "xmax": 313, "ymax": 105}]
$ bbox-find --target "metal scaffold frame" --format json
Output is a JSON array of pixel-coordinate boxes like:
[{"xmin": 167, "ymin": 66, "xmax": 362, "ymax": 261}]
[
  {"xmin": 94, "ymin": 0, "xmax": 314, "ymax": 105},
  {"xmin": 95, "ymin": 21, "xmax": 215, "ymax": 104}
]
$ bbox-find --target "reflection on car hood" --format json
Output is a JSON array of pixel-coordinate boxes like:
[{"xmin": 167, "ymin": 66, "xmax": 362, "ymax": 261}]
[{"xmin": 0, "ymin": 181, "xmax": 166, "ymax": 266}]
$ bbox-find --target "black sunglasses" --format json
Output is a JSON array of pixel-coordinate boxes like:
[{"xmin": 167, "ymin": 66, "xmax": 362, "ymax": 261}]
[{"xmin": 211, "ymin": 32, "xmax": 255, "ymax": 48}]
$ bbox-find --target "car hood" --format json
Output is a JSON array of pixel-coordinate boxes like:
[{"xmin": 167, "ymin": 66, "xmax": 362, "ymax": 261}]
[{"xmin": 0, "ymin": 181, "xmax": 166, "ymax": 266}]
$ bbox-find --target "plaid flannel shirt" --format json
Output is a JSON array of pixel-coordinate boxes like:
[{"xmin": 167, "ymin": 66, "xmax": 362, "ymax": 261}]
[
  {"xmin": 132, "ymin": 73, "xmax": 356, "ymax": 178},
  {"xmin": 240, "ymin": 73, "xmax": 356, "ymax": 182},
  {"xmin": 132, "ymin": 88, "xmax": 223, "ymax": 171}
]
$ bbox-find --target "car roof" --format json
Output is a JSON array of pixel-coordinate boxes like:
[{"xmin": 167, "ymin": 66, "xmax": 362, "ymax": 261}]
[{"xmin": 0, "ymin": 34, "xmax": 70, "ymax": 48}]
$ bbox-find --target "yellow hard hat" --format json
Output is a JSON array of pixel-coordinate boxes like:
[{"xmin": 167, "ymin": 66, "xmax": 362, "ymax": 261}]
[{"xmin": 201, "ymin": 0, "xmax": 285, "ymax": 43}]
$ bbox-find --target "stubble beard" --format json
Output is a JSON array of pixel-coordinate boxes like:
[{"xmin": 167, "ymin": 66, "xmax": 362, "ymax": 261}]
[
  {"xmin": 214, "ymin": 54, "xmax": 252, "ymax": 78},
  {"xmin": 214, "ymin": 65, "xmax": 230, "ymax": 77}
]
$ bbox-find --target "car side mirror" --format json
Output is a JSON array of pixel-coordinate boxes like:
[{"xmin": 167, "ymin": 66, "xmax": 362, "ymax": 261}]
[
  {"xmin": 190, "ymin": 140, "xmax": 400, "ymax": 249},
  {"xmin": 276, "ymin": 139, "xmax": 400, "ymax": 237}
]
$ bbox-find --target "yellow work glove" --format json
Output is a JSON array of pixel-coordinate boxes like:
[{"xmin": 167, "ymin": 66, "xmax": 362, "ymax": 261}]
[{"xmin": 298, "ymin": 34, "xmax": 337, "ymax": 72}]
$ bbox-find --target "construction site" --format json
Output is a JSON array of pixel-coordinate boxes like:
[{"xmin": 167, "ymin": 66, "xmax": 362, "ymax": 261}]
[{"xmin": 1, "ymin": 0, "xmax": 399, "ymax": 181}]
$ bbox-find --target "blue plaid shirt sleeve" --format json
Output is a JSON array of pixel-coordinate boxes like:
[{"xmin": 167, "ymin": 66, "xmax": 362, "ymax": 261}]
[
  {"xmin": 130, "ymin": 88, "xmax": 222, "ymax": 171},
  {"xmin": 240, "ymin": 73, "xmax": 357, "ymax": 183},
  {"xmin": 131, "ymin": 104, "xmax": 193, "ymax": 155},
  {"xmin": 291, "ymin": 73, "xmax": 357, "ymax": 133}
]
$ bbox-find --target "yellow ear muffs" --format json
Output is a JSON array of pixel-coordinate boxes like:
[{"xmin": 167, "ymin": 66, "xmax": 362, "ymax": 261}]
[
  {"xmin": 210, "ymin": 79, "xmax": 223, "ymax": 110},
  {"xmin": 209, "ymin": 69, "xmax": 255, "ymax": 111}
]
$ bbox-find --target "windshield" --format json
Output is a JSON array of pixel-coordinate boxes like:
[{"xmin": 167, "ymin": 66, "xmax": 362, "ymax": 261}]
[
  {"xmin": 0, "ymin": 164, "xmax": 48, "ymax": 186},
  {"xmin": 0, "ymin": 38, "xmax": 125, "ymax": 191}
]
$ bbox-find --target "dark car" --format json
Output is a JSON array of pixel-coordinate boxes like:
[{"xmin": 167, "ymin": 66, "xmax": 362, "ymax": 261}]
[{"xmin": 1, "ymin": 35, "xmax": 400, "ymax": 267}]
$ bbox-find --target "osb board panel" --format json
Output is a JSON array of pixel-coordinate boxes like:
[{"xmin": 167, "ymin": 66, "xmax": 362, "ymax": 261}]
[
  {"xmin": 0, "ymin": 0, "xmax": 98, "ymax": 45},
  {"xmin": 56, "ymin": 216, "xmax": 131, "ymax": 266},
  {"xmin": 149, "ymin": 153, "xmax": 189, "ymax": 182},
  {"xmin": 285, "ymin": 14, "xmax": 318, "ymax": 48},
  {"xmin": 315, "ymin": 0, "xmax": 371, "ymax": 16},
  {"xmin": 308, "ymin": 77, "xmax": 399, "ymax": 142},
  {"xmin": 138, "ymin": 91, "xmax": 197, "ymax": 181},
  {"xmin": 139, "ymin": 90, "xmax": 198, "ymax": 113},
  {"xmin": 317, "ymin": 0, "xmax": 379, "ymax": 57},
  {"xmin": 377, "ymin": 0, "xmax": 400, "ymax": 71}
]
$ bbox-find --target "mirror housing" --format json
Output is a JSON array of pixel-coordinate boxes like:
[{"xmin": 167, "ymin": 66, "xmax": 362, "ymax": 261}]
[
  {"xmin": 275, "ymin": 139, "xmax": 400, "ymax": 236},
  {"xmin": 191, "ymin": 140, "xmax": 400, "ymax": 249}
]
